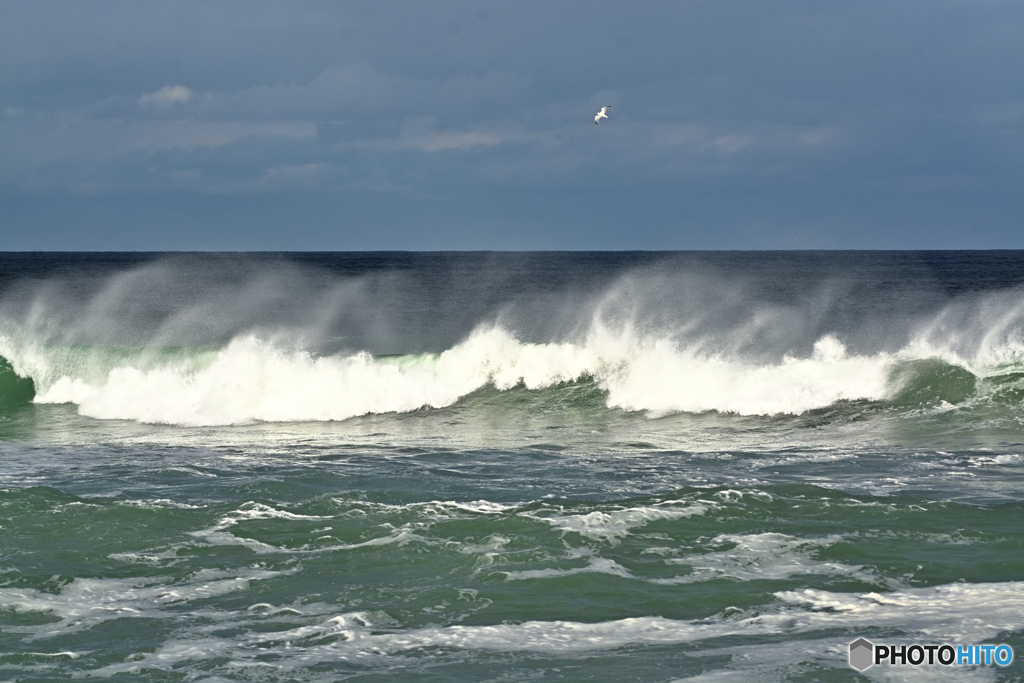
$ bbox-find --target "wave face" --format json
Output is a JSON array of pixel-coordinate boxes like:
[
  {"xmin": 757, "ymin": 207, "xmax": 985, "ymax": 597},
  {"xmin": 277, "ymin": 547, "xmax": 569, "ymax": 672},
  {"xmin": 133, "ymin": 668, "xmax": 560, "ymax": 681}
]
[
  {"xmin": 2, "ymin": 252, "xmax": 1024, "ymax": 428},
  {"xmin": 0, "ymin": 354, "xmax": 34, "ymax": 407}
]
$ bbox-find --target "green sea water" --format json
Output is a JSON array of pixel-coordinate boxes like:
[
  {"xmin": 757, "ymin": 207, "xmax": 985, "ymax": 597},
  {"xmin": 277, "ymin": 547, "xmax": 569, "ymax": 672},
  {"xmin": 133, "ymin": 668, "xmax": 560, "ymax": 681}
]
[{"xmin": 1, "ymin": 252, "xmax": 1023, "ymax": 681}]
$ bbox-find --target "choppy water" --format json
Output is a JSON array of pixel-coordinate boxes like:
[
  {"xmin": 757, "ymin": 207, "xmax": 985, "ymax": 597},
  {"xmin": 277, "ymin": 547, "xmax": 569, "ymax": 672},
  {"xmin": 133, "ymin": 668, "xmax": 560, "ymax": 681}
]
[{"xmin": 1, "ymin": 252, "xmax": 1023, "ymax": 682}]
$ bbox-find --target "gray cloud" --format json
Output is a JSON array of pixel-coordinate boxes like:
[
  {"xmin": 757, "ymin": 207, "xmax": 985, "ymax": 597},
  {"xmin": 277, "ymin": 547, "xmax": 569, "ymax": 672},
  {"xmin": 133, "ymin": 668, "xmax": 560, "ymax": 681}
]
[{"xmin": 1, "ymin": 0, "xmax": 1022, "ymax": 249}]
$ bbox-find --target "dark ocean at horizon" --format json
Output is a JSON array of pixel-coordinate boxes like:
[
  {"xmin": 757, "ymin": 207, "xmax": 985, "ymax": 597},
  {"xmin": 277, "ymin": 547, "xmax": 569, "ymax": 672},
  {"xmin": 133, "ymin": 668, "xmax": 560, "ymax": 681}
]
[{"xmin": 1, "ymin": 251, "xmax": 1023, "ymax": 682}]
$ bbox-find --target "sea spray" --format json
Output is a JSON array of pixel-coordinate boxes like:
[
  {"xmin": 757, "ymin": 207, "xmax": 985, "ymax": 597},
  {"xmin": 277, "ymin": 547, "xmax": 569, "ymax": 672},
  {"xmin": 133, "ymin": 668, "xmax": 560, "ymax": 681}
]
[
  {"xmin": 23, "ymin": 326, "xmax": 918, "ymax": 425},
  {"xmin": 6, "ymin": 282, "xmax": 1021, "ymax": 425},
  {"xmin": 32, "ymin": 329, "xmax": 599, "ymax": 425}
]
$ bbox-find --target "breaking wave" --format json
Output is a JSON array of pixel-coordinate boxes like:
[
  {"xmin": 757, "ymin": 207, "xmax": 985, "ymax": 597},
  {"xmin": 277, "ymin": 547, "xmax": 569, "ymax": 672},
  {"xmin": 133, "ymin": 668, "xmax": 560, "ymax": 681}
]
[
  {"xmin": 0, "ymin": 322, "xmax": 1021, "ymax": 426},
  {"xmin": 3, "ymin": 254, "xmax": 1024, "ymax": 426}
]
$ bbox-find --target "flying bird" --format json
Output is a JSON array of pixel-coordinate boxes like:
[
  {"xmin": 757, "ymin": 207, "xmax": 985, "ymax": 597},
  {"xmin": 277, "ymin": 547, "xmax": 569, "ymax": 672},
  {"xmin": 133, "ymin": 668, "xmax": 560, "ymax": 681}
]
[{"xmin": 594, "ymin": 105, "xmax": 611, "ymax": 125}]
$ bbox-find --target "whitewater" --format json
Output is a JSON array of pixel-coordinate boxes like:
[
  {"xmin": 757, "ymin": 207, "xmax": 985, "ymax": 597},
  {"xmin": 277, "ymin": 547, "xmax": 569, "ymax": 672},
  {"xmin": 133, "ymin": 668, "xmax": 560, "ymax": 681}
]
[
  {"xmin": 1, "ymin": 251, "xmax": 1022, "ymax": 682},
  {"xmin": 4, "ymin": 252, "xmax": 1024, "ymax": 427},
  {"xmin": 14, "ymin": 329, "xmax": 898, "ymax": 425}
]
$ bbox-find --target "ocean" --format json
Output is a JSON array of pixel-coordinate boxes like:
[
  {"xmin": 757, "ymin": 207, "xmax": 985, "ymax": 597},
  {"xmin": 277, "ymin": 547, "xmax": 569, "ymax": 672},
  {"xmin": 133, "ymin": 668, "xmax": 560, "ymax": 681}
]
[{"xmin": 0, "ymin": 251, "xmax": 1022, "ymax": 682}]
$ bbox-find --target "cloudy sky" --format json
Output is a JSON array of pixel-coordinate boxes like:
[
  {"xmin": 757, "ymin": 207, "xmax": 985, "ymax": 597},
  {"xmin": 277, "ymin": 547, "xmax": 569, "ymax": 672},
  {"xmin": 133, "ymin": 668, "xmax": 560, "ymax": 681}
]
[{"xmin": 1, "ymin": 1, "xmax": 1022, "ymax": 250}]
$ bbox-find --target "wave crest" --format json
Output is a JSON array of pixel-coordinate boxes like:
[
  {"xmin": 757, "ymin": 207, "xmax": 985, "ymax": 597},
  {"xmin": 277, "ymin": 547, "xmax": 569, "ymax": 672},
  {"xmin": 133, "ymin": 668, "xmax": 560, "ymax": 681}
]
[
  {"xmin": 11, "ymin": 326, "xmax": 910, "ymax": 426},
  {"xmin": 33, "ymin": 329, "xmax": 592, "ymax": 425}
]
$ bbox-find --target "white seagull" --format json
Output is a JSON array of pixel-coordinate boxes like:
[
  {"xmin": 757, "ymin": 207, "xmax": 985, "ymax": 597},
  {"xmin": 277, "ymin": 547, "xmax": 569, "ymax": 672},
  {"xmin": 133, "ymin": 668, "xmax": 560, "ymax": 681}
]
[{"xmin": 594, "ymin": 105, "xmax": 611, "ymax": 125}]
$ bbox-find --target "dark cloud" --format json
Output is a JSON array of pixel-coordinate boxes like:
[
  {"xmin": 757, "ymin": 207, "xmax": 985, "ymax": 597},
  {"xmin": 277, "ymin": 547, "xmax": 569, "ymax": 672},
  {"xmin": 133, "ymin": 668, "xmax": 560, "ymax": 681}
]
[{"xmin": 0, "ymin": 0, "xmax": 1022, "ymax": 249}]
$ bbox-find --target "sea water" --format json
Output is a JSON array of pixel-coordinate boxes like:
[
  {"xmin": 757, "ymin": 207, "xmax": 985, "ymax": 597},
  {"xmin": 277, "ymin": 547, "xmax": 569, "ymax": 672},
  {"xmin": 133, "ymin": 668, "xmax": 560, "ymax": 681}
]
[{"xmin": 0, "ymin": 251, "xmax": 1022, "ymax": 682}]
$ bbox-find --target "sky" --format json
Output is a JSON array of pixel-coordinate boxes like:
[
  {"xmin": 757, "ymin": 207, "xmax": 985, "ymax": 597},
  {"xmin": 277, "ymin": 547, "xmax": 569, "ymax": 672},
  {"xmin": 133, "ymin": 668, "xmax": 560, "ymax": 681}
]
[{"xmin": 1, "ymin": 0, "xmax": 1022, "ymax": 250}]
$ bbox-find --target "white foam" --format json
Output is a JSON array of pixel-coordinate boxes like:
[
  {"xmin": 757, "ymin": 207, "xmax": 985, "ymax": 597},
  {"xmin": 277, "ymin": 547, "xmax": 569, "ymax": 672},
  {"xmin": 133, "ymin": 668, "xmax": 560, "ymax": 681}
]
[
  {"xmin": 15, "ymin": 325, "xmax": 904, "ymax": 425},
  {"xmin": 184, "ymin": 501, "xmax": 327, "ymax": 553},
  {"xmin": 31, "ymin": 329, "xmax": 595, "ymax": 426},
  {"xmin": 503, "ymin": 555, "xmax": 634, "ymax": 581},
  {"xmin": 308, "ymin": 530, "xmax": 421, "ymax": 553},
  {"xmin": 108, "ymin": 545, "xmax": 190, "ymax": 565},
  {"xmin": 0, "ymin": 568, "xmax": 282, "ymax": 639},
  {"xmin": 185, "ymin": 500, "xmax": 419, "ymax": 554},
  {"xmin": 655, "ymin": 533, "xmax": 879, "ymax": 584},
  {"xmin": 83, "ymin": 580, "xmax": 1024, "ymax": 677},
  {"xmin": 774, "ymin": 581, "xmax": 1024, "ymax": 642},
  {"xmin": 500, "ymin": 532, "xmax": 875, "ymax": 586},
  {"xmin": 215, "ymin": 501, "xmax": 330, "ymax": 524},
  {"xmin": 533, "ymin": 503, "xmax": 711, "ymax": 545},
  {"xmin": 603, "ymin": 335, "xmax": 893, "ymax": 416},
  {"xmin": 326, "ymin": 498, "xmax": 523, "ymax": 524},
  {"xmin": 447, "ymin": 500, "xmax": 519, "ymax": 515},
  {"xmin": 185, "ymin": 529, "xmax": 281, "ymax": 554},
  {"xmin": 117, "ymin": 498, "xmax": 207, "ymax": 510},
  {"xmin": 8, "ymin": 575, "xmax": 1019, "ymax": 680},
  {"xmin": 457, "ymin": 534, "xmax": 511, "ymax": 556}
]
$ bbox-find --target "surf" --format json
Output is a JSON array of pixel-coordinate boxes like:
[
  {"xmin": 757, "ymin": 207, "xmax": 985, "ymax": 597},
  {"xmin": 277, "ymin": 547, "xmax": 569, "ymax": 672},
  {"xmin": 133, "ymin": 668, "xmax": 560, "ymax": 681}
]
[
  {"xmin": 0, "ymin": 323, "xmax": 1013, "ymax": 427},
  {"xmin": 2, "ymin": 253, "xmax": 1024, "ymax": 427}
]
